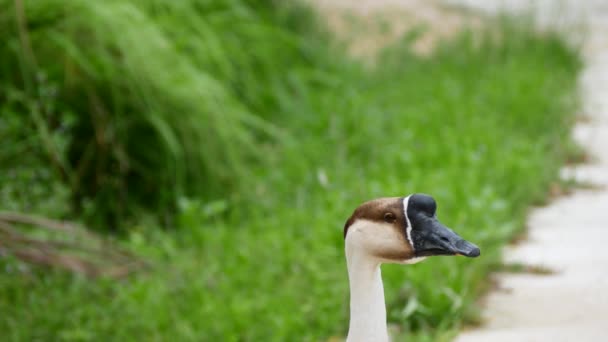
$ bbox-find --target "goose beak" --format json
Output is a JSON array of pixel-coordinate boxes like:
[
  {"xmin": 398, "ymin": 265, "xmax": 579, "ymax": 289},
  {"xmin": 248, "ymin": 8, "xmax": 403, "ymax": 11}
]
[{"xmin": 413, "ymin": 219, "xmax": 480, "ymax": 258}]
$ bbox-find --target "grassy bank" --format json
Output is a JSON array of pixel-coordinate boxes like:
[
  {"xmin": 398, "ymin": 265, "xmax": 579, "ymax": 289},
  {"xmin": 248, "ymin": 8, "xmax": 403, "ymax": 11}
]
[{"xmin": 0, "ymin": 1, "xmax": 579, "ymax": 341}]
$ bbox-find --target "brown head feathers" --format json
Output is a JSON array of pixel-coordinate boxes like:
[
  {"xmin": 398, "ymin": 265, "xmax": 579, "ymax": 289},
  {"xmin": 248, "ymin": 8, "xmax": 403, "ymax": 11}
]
[{"xmin": 343, "ymin": 197, "xmax": 406, "ymax": 239}]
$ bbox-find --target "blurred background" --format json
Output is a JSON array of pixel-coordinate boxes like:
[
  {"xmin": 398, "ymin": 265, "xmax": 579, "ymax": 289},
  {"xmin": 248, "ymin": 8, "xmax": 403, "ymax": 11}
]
[{"xmin": 0, "ymin": 0, "xmax": 583, "ymax": 341}]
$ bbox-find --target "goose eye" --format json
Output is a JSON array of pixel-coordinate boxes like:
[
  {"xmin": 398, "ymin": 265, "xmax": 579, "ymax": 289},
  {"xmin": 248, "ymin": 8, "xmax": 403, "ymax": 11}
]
[{"xmin": 383, "ymin": 212, "xmax": 396, "ymax": 223}]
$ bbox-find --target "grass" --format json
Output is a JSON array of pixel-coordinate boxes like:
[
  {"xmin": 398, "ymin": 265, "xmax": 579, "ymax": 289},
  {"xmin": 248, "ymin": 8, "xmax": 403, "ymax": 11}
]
[{"xmin": 0, "ymin": 1, "xmax": 580, "ymax": 341}]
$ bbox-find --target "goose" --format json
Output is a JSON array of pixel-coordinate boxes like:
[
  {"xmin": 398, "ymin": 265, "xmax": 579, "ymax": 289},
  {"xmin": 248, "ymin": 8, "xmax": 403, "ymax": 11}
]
[{"xmin": 344, "ymin": 193, "xmax": 480, "ymax": 342}]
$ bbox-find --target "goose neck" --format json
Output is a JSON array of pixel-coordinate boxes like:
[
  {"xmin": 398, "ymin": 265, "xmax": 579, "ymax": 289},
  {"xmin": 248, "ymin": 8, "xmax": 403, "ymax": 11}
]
[{"xmin": 346, "ymin": 250, "xmax": 389, "ymax": 342}]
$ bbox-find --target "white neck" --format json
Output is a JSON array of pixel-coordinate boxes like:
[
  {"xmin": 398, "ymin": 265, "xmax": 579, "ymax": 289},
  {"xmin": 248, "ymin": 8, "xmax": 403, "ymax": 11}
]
[{"xmin": 346, "ymin": 246, "xmax": 389, "ymax": 342}]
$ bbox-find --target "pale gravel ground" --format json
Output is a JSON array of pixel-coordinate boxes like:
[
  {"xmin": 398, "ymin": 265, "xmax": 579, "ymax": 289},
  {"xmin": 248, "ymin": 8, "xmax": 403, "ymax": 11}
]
[
  {"xmin": 306, "ymin": 0, "xmax": 476, "ymax": 56},
  {"xmin": 309, "ymin": 1, "xmax": 608, "ymax": 341}
]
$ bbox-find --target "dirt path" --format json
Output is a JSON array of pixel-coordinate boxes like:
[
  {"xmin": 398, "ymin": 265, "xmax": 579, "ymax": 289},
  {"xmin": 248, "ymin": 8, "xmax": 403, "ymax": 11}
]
[
  {"xmin": 306, "ymin": 0, "xmax": 476, "ymax": 56},
  {"xmin": 309, "ymin": 1, "xmax": 608, "ymax": 341}
]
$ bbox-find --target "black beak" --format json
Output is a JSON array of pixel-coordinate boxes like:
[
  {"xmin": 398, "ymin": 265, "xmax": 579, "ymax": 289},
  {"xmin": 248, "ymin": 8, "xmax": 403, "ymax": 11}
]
[{"xmin": 412, "ymin": 219, "xmax": 480, "ymax": 258}]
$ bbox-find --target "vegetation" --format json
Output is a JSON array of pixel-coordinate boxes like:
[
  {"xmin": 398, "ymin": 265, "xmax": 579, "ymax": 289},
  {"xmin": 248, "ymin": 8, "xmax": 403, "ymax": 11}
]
[{"xmin": 0, "ymin": 0, "xmax": 580, "ymax": 341}]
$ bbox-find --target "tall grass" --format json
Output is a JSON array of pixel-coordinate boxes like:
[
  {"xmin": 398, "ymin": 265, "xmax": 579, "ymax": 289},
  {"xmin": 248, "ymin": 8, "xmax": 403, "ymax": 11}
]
[
  {"xmin": 0, "ymin": 0, "xmax": 325, "ymax": 227},
  {"xmin": 0, "ymin": 0, "xmax": 580, "ymax": 341}
]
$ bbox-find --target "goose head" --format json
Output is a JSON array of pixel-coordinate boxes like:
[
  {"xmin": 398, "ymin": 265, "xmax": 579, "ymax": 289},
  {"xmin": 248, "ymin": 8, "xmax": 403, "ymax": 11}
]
[{"xmin": 343, "ymin": 193, "xmax": 480, "ymax": 264}]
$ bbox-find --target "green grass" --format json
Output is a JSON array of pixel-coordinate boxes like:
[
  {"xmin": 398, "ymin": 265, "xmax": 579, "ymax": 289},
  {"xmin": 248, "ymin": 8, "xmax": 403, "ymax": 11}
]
[
  {"xmin": 0, "ymin": 1, "xmax": 580, "ymax": 341},
  {"xmin": 0, "ymin": 0, "xmax": 323, "ymax": 227}
]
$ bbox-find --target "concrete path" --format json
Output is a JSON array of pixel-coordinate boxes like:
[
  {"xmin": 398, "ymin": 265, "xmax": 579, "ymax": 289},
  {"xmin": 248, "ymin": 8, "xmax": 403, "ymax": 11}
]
[{"xmin": 446, "ymin": 1, "xmax": 608, "ymax": 341}]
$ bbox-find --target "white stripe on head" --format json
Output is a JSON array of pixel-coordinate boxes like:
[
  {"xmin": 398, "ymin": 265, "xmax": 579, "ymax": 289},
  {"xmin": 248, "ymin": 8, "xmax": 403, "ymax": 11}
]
[
  {"xmin": 402, "ymin": 195, "xmax": 414, "ymax": 249},
  {"xmin": 404, "ymin": 256, "xmax": 426, "ymax": 264}
]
